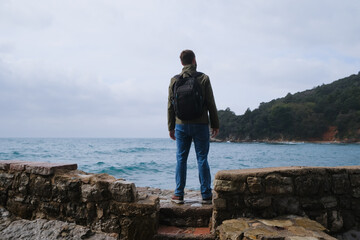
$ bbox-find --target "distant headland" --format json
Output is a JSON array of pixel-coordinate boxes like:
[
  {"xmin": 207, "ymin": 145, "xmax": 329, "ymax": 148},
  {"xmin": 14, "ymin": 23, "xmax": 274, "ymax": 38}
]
[{"xmin": 216, "ymin": 72, "xmax": 360, "ymax": 143}]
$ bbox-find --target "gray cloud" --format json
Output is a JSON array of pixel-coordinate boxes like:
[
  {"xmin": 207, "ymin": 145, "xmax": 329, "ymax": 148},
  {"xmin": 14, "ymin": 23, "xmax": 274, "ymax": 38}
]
[{"xmin": 0, "ymin": 0, "xmax": 359, "ymax": 137}]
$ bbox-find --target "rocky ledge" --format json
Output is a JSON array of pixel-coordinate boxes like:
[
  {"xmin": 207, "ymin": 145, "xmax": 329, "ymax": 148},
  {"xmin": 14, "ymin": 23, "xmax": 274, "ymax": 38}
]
[{"xmin": 0, "ymin": 206, "xmax": 117, "ymax": 240}]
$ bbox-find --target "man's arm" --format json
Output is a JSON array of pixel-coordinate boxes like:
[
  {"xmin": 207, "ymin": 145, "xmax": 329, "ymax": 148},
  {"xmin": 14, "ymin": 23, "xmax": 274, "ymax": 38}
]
[
  {"xmin": 167, "ymin": 78, "xmax": 176, "ymax": 140},
  {"xmin": 204, "ymin": 78, "xmax": 220, "ymax": 130},
  {"xmin": 211, "ymin": 128, "xmax": 219, "ymax": 138},
  {"xmin": 169, "ymin": 130, "xmax": 176, "ymax": 140}
]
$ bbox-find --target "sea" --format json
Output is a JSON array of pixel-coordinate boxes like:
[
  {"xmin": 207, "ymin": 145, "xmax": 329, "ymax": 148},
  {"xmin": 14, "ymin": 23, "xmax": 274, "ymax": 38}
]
[{"xmin": 0, "ymin": 138, "xmax": 359, "ymax": 190}]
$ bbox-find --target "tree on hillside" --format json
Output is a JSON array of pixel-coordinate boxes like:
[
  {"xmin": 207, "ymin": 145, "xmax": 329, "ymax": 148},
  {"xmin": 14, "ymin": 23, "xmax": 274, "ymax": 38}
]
[{"xmin": 216, "ymin": 72, "xmax": 360, "ymax": 142}]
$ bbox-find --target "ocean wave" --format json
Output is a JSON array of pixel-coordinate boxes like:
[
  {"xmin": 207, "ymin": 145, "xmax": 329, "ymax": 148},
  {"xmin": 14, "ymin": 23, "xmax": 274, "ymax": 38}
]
[
  {"xmin": 82, "ymin": 161, "xmax": 162, "ymax": 178},
  {"xmin": 116, "ymin": 147, "xmax": 154, "ymax": 153},
  {"xmin": 93, "ymin": 150, "xmax": 112, "ymax": 155}
]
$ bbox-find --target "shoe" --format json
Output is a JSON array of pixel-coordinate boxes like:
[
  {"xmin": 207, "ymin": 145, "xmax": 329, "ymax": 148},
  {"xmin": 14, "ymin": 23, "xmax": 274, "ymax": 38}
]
[
  {"xmin": 171, "ymin": 195, "xmax": 184, "ymax": 204},
  {"xmin": 202, "ymin": 196, "xmax": 212, "ymax": 205}
]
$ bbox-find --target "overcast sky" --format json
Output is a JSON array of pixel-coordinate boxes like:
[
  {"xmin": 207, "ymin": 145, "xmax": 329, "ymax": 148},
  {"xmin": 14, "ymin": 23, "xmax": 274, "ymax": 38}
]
[{"xmin": 0, "ymin": 0, "xmax": 359, "ymax": 138}]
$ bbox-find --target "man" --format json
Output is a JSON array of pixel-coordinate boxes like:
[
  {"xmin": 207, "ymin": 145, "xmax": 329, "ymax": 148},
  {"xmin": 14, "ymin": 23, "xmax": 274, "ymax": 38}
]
[{"xmin": 167, "ymin": 49, "xmax": 220, "ymax": 204}]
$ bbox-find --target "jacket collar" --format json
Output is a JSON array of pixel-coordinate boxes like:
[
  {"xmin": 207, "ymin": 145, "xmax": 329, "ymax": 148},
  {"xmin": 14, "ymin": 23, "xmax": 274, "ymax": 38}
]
[{"xmin": 180, "ymin": 64, "xmax": 197, "ymax": 77}]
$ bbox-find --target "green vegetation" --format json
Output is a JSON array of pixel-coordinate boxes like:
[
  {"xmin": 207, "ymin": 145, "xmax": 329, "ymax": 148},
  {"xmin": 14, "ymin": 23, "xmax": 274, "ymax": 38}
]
[{"xmin": 217, "ymin": 72, "xmax": 360, "ymax": 142}]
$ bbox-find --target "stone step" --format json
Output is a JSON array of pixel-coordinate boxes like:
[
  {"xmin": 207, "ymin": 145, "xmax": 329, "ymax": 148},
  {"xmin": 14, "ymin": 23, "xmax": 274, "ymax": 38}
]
[
  {"xmin": 154, "ymin": 225, "xmax": 215, "ymax": 240},
  {"xmin": 160, "ymin": 199, "xmax": 213, "ymax": 227},
  {"xmin": 137, "ymin": 187, "xmax": 213, "ymax": 228}
]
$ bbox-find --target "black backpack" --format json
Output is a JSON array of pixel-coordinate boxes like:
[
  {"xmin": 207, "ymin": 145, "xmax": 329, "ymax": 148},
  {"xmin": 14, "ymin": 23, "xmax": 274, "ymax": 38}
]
[{"xmin": 172, "ymin": 72, "xmax": 204, "ymax": 120}]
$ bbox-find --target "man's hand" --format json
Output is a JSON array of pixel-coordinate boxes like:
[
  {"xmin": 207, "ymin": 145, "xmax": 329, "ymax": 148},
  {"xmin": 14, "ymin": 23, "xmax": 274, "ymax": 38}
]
[
  {"xmin": 169, "ymin": 130, "xmax": 176, "ymax": 140},
  {"xmin": 211, "ymin": 128, "xmax": 219, "ymax": 138}
]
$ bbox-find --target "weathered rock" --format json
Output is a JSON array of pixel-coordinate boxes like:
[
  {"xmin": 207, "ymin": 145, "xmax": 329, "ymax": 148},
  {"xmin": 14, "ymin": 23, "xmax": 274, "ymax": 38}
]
[
  {"xmin": 213, "ymin": 197, "xmax": 226, "ymax": 209},
  {"xmin": 332, "ymin": 174, "xmax": 350, "ymax": 194},
  {"xmin": 0, "ymin": 206, "xmax": 17, "ymax": 232},
  {"xmin": 273, "ymin": 196, "xmax": 301, "ymax": 215},
  {"xmin": 214, "ymin": 179, "xmax": 244, "ymax": 192},
  {"xmin": 244, "ymin": 196, "xmax": 272, "ymax": 209},
  {"xmin": 320, "ymin": 196, "xmax": 338, "ymax": 209},
  {"xmin": 109, "ymin": 180, "xmax": 137, "ymax": 202},
  {"xmin": 217, "ymin": 216, "xmax": 336, "ymax": 240},
  {"xmin": 0, "ymin": 172, "xmax": 14, "ymax": 189},
  {"xmin": 31, "ymin": 175, "xmax": 52, "ymax": 200},
  {"xmin": 217, "ymin": 218, "xmax": 249, "ymax": 240},
  {"xmin": 350, "ymin": 174, "xmax": 360, "ymax": 187},
  {"xmin": 247, "ymin": 176, "xmax": 262, "ymax": 194},
  {"xmin": 352, "ymin": 187, "xmax": 360, "ymax": 198},
  {"xmin": 1, "ymin": 218, "xmax": 117, "ymax": 240},
  {"xmin": 265, "ymin": 174, "xmax": 293, "ymax": 194},
  {"xmin": 82, "ymin": 184, "xmax": 103, "ymax": 202},
  {"xmin": 295, "ymin": 175, "xmax": 328, "ymax": 196},
  {"xmin": 329, "ymin": 210, "xmax": 343, "ymax": 233}
]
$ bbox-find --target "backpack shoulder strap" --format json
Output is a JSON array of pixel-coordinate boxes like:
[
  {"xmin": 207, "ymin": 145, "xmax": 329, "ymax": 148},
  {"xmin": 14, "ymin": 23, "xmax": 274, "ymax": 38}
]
[{"xmin": 193, "ymin": 72, "xmax": 203, "ymax": 78}]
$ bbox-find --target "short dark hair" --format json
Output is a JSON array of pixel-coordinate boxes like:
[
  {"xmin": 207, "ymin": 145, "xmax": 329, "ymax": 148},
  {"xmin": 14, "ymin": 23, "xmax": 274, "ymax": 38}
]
[{"xmin": 180, "ymin": 50, "xmax": 195, "ymax": 65}]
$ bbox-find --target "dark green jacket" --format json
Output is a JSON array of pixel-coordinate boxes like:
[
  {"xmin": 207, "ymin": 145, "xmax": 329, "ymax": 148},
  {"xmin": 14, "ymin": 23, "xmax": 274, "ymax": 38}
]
[{"xmin": 167, "ymin": 64, "xmax": 220, "ymax": 131}]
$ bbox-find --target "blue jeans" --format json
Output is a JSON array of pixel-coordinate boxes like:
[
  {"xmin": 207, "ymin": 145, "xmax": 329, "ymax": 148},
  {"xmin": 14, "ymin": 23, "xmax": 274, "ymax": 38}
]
[{"xmin": 174, "ymin": 123, "xmax": 212, "ymax": 199}]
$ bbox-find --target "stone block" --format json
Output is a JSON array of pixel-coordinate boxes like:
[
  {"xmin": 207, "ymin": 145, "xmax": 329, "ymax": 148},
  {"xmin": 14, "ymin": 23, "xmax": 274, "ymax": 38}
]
[
  {"xmin": 52, "ymin": 175, "xmax": 81, "ymax": 202},
  {"xmin": 31, "ymin": 176, "xmax": 52, "ymax": 200},
  {"xmin": 12, "ymin": 172, "xmax": 30, "ymax": 195},
  {"xmin": 0, "ymin": 161, "xmax": 11, "ymax": 170},
  {"xmin": 295, "ymin": 174, "xmax": 330, "ymax": 196},
  {"xmin": 25, "ymin": 162, "xmax": 77, "ymax": 176},
  {"xmin": 350, "ymin": 174, "xmax": 360, "ymax": 187},
  {"xmin": 109, "ymin": 180, "xmax": 136, "ymax": 203},
  {"xmin": 265, "ymin": 174, "xmax": 293, "ymax": 194},
  {"xmin": 217, "ymin": 219, "xmax": 249, "ymax": 240},
  {"xmin": 341, "ymin": 210, "xmax": 356, "ymax": 231},
  {"xmin": 352, "ymin": 199, "xmax": 360, "ymax": 217},
  {"xmin": 0, "ymin": 160, "xmax": 28, "ymax": 171},
  {"xmin": 329, "ymin": 210, "xmax": 343, "ymax": 232},
  {"xmin": 81, "ymin": 184, "xmax": 103, "ymax": 202},
  {"xmin": 352, "ymin": 187, "xmax": 360, "ymax": 198},
  {"xmin": 0, "ymin": 191, "xmax": 7, "ymax": 206},
  {"xmin": 64, "ymin": 202, "xmax": 88, "ymax": 225},
  {"xmin": 126, "ymin": 215, "xmax": 159, "ymax": 239},
  {"xmin": 213, "ymin": 197, "xmax": 227, "ymax": 209},
  {"xmin": 244, "ymin": 196, "xmax": 271, "ymax": 209},
  {"xmin": 314, "ymin": 211, "xmax": 328, "ymax": 228},
  {"xmin": 214, "ymin": 179, "xmax": 236, "ymax": 192},
  {"xmin": 293, "ymin": 216, "xmax": 326, "ymax": 232},
  {"xmin": 97, "ymin": 217, "xmax": 121, "ymax": 233},
  {"xmin": 339, "ymin": 196, "xmax": 352, "ymax": 209},
  {"xmin": 9, "ymin": 162, "xmax": 33, "ymax": 172},
  {"xmin": 39, "ymin": 201, "xmax": 60, "ymax": 218},
  {"xmin": 214, "ymin": 179, "xmax": 245, "ymax": 192},
  {"xmin": 273, "ymin": 197, "xmax": 300, "ymax": 215},
  {"xmin": 0, "ymin": 172, "xmax": 14, "ymax": 189},
  {"xmin": 321, "ymin": 196, "xmax": 338, "ymax": 209},
  {"xmin": 94, "ymin": 180, "xmax": 112, "ymax": 200},
  {"xmin": 6, "ymin": 198, "xmax": 35, "ymax": 219},
  {"xmin": 110, "ymin": 198, "xmax": 159, "ymax": 218},
  {"xmin": 247, "ymin": 176, "xmax": 262, "ymax": 194},
  {"xmin": 300, "ymin": 198, "xmax": 323, "ymax": 210},
  {"xmin": 332, "ymin": 174, "xmax": 350, "ymax": 194}
]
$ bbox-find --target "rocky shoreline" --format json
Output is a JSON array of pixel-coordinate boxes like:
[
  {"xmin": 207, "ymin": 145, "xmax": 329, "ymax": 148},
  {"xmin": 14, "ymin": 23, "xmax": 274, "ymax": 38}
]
[{"xmin": 212, "ymin": 138, "xmax": 360, "ymax": 144}]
